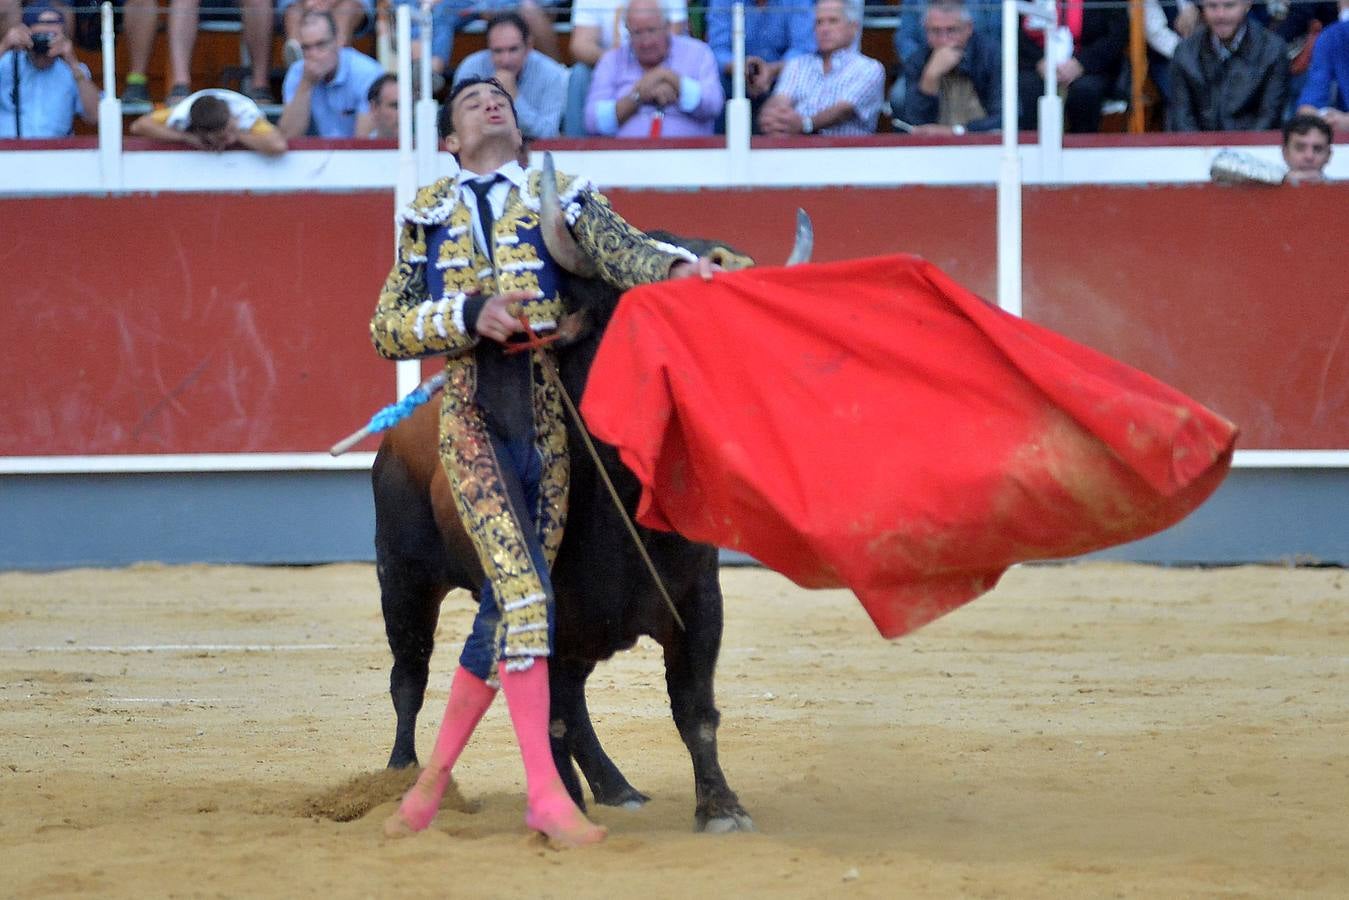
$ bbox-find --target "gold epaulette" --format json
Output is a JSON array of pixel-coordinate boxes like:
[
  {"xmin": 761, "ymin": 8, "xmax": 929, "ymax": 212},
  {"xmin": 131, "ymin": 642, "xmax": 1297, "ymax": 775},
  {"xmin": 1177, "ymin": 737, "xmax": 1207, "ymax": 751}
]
[{"xmin": 398, "ymin": 177, "xmax": 458, "ymax": 228}]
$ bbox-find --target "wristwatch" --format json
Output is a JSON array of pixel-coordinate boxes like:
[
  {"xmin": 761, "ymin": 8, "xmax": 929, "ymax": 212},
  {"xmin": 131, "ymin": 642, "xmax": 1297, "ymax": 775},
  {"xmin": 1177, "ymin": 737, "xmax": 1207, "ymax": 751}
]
[
  {"xmin": 801, "ymin": 115, "xmax": 814, "ymax": 135},
  {"xmin": 629, "ymin": 89, "xmax": 641, "ymax": 105}
]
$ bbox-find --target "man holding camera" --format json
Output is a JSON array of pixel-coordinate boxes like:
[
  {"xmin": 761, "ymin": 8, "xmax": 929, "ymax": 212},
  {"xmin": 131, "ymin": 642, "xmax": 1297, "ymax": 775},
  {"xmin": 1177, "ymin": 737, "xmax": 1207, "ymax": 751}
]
[{"xmin": 0, "ymin": 2, "xmax": 99, "ymax": 138}]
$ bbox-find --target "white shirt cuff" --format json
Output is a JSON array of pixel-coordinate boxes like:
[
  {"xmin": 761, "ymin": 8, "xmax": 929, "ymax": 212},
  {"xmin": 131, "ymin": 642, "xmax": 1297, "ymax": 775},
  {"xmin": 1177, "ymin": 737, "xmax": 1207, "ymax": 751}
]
[
  {"xmin": 595, "ymin": 100, "xmax": 619, "ymax": 135},
  {"xmin": 678, "ymin": 76, "xmax": 701, "ymax": 114}
]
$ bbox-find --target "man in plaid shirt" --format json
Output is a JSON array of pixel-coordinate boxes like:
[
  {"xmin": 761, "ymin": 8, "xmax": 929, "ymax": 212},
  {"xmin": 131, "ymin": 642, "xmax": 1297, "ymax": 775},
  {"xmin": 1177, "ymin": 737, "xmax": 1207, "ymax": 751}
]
[{"xmin": 758, "ymin": 0, "xmax": 885, "ymax": 136}]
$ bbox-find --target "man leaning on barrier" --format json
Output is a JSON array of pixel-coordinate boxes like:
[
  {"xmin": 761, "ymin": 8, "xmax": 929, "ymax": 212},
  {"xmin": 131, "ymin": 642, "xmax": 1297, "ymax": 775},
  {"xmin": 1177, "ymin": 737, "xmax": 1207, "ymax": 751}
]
[{"xmin": 130, "ymin": 87, "xmax": 288, "ymax": 154}]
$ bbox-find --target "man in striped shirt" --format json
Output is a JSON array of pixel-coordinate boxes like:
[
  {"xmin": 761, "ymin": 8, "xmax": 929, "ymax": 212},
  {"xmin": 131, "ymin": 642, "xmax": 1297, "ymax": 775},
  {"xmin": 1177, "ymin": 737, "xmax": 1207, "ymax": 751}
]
[{"xmin": 757, "ymin": 0, "xmax": 885, "ymax": 136}]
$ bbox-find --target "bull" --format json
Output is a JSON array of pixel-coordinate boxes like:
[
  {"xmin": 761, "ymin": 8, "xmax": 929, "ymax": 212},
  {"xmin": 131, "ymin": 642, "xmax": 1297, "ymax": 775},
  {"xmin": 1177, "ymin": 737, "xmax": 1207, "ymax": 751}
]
[{"xmin": 372, "ymin": 166, "xmax": 810, "ymax": 832}]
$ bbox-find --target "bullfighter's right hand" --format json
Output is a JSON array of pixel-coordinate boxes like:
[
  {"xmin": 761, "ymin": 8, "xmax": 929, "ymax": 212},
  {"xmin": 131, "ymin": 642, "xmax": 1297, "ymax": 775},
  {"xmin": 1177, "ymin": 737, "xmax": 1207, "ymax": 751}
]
[{"xmin": 475, "ymin": 289, "xmax": 542, "ymax": 343}]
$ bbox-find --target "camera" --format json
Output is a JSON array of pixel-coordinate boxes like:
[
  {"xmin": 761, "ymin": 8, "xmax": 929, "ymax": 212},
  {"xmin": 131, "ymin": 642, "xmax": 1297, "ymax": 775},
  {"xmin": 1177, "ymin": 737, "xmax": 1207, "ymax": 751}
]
[{"xmin": 30, "ymin": 33, "xmax": 53, "ymax": 55}]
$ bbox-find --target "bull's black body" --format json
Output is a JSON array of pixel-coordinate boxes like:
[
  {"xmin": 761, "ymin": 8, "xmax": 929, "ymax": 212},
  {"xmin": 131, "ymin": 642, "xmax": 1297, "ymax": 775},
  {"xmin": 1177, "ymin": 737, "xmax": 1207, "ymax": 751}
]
[{"xmin": 372, "ymin": 234, "xmax": 751, "ymax": 832}]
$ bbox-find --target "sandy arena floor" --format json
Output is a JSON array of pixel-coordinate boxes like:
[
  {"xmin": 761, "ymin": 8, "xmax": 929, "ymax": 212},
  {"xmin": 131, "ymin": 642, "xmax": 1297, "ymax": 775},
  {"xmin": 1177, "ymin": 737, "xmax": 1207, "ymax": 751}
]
[{"xmin": 0, "ymin": 562, "xmax": 1345, "ymax": 898}]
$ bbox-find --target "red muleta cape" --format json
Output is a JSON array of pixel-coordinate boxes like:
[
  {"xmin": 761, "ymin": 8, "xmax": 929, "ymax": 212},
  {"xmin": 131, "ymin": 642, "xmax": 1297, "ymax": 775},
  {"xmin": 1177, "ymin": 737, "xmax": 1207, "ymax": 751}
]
[{"xmin": 580, "ymin": 255, "xmax": 1237, "ymax": 639}]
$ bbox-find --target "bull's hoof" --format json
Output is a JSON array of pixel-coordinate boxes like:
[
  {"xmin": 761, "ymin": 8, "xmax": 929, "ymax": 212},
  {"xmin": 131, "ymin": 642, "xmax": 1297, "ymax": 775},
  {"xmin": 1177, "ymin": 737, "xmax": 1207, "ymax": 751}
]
[
  {"xmin": 592, "ymin": 784, "xmax": 650, "ymax": 809},
  {"xmin": 695, "ymin": 807, "xmax": 755, "ymax": 833}
]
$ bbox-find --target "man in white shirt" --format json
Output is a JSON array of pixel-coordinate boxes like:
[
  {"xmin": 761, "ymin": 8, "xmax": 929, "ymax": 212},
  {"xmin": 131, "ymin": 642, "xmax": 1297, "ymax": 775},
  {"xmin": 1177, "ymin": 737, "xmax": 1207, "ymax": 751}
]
[
  {"xmin": 758, "ymin": 0, "xmax": 884, "ymax": 136},
  {"xmin": 130, "ymin": 88, "xmax": 288, "ymax": 155}
]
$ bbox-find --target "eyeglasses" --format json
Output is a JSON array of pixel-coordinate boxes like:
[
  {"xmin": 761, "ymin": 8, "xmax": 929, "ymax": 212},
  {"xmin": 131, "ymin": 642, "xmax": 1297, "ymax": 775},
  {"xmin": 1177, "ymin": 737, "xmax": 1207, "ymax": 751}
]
[{"xmin": 300, "ymin": 38, "xmax": 334, "ymax": 52}]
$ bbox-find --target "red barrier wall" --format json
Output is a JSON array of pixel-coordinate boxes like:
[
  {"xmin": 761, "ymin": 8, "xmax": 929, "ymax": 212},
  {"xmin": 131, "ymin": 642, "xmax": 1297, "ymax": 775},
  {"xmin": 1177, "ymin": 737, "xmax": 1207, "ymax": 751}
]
[{"xmin": 2, "ymin": 183, "xmax": 1345, "ymax": 456}]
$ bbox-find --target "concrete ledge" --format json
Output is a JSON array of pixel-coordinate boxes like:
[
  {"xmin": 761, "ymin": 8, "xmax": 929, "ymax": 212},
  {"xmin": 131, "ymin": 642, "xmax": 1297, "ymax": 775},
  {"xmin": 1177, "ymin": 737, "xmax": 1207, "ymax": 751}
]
[{"xmin": 2, "ymin": 468, "xmax": 1344, "ymax": 570}]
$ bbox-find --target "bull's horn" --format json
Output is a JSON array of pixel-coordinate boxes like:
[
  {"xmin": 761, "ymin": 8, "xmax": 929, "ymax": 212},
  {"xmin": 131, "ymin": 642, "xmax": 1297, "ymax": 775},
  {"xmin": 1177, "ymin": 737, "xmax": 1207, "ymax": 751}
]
[
  {"xmin": 540, "ymin": 152, "xmax": 598, "ymax": 277},
  {"xmin": 785, "ymin": 208, "xmax": 813, "ymax": 266}
]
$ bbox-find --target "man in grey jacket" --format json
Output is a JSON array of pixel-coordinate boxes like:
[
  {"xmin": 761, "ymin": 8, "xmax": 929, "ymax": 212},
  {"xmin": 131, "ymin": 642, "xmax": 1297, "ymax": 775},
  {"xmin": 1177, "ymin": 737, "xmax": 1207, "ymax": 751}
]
[{"xmin": 1168, "ymin": 0, "xmax": 1288, "ymax": 131}]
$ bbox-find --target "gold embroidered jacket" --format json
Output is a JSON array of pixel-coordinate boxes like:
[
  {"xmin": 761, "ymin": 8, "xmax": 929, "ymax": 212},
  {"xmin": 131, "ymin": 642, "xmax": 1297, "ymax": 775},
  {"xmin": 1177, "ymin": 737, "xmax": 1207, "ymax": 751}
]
[{"xmin": 370, "ymin": 166, "xmax": 695, "ymax": 361}]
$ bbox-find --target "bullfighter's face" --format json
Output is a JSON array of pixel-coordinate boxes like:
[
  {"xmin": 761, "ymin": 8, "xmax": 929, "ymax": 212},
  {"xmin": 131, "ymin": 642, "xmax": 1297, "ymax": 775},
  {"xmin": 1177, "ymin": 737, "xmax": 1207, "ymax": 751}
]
[{"xmin": 443, "ymin": 81, "xmax": 522, "ymax": 157}]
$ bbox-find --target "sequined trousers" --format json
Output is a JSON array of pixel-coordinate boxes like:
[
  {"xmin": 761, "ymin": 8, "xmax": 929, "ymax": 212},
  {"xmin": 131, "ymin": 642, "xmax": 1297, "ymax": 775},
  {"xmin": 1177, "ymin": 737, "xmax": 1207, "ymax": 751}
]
[{"xmin": 437, "ymin": 345, "xmax": 569, "ymax": 684}]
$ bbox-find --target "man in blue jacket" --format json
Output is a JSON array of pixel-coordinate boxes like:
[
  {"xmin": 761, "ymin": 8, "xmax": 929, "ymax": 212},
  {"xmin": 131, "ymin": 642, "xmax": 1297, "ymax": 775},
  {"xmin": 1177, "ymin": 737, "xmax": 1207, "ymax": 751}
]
[
  {"xmin": 898, "ymin": 0, "xmax": 1002, "ymax": 134},
  {"xmin": 1296, "ymin": 8, "xmax": 1349, "ymax": 134}
]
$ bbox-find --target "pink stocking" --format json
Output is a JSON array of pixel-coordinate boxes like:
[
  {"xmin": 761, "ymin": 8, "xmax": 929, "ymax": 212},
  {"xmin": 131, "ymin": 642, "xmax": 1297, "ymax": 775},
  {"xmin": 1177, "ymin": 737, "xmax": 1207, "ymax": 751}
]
[
  {"xmin": 384, "ymin": 666, "xmax": 495, "ymax": 836},
  {"xmin": 498, "ymin": 659, "xmax": 607, "ymax": 847}
]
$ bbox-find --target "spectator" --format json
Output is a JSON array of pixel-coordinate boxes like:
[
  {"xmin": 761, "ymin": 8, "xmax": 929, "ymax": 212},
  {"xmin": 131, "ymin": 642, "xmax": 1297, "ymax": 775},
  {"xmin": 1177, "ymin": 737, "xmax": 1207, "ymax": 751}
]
[
  {"xmin": 565, "ymin": 0, "xmax": 687, "ymax": 136},
  {"xmin": 130, "ymin": 88, "xmax": 288, "ymax": 154},
  {"xmin": 584, "ymin": 0, "xmax": 722, "ymax": 137},
  {"xmin": 119, "ymin": 0, "xmax": 274, "ymax": 106},
  {"xmin": 1142, "ymin": 0, "xmax": 1200, "ymax": 100},
  {"xmin": 1296, "ymin": 2, "xmax": 1349, "ymax": 132},
  {"xmin": 890, "ymin": 0, "xmax": 1001, "ymax": 110},
  {"xmin": 281, "ymin": 0, "xmax": 373, "ymax": 61},
  {"xmin": 472, "ymin": 1, "xmax": 563, "ymax": 60},
  {"xmin": 278, "ymin": 10, "xmax": 383, "ymax": 138},
  {"xmin": 454, "ymin": 11, "xmax": 568, "ymax": 138},
  {"xmin": 1168, "ymin": 0, "xmax": 1289, "ymax": 131},
  {"xmin": 757, "ymin": 0, "xmax": 884, "ymax": 137},
  {"xmin": 1018, "ymin": 0, "xmax": 1128, "ymax": 133},
  {"xmin": 362, "ymin": 72, "xmax": 398, "ymax": 138},
  {"xmin": 1253, "ymin": 0, "xmax": 1340, "ymax": 117},
  {"xmin": 898, "ymin": 0, "xmax": 1002, "ymax": 135},
  {"xmin": 0, "ymin": 2, "xmax": 99, "ymax": 138},
  {"xmin": 1281, "ymin": 112, "xmax": 1333, "ymax": 182},
  {"xmin": 1, "ymin": 0, "xmax": 72, "ymax": 35},
  {"xmin": 706, "ymin": 0, "xmax": 814, "ymax": 126}
]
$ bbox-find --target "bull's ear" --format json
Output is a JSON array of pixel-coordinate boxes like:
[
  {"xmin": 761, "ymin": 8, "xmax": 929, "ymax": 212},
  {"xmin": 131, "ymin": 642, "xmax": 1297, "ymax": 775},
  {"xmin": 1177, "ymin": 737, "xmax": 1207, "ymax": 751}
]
[
  {"xmin": 710, "ymin": 247, "xmax": 755, "ymax": 271},
  {"xmin": 555, "ymin": 309, "xmax": 592, "ymax": 346}
]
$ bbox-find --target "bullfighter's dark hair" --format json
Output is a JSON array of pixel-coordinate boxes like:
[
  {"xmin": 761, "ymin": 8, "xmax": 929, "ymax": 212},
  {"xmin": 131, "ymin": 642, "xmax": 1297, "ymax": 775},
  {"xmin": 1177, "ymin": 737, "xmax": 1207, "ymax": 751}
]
[{"xmin": 438, "ymin": 76, "xmax": 519, "ymax": 140}]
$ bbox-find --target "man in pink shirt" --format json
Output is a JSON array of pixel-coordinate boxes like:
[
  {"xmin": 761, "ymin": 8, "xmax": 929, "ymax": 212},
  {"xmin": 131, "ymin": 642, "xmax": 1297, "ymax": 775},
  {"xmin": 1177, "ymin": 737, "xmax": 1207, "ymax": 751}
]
[{"xmin": 584, "ymin": 0, "xmax": 724, "ymax": 137}]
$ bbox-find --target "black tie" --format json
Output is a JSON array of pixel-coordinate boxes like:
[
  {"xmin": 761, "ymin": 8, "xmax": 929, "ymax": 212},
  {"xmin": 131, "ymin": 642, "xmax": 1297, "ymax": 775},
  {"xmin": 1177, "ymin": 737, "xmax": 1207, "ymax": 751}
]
[
  {"xmin": 468, "ymin": 176, "xmax": 499, "ymax": 266},
  {"xmin": 466, "ymin": 173, "xmax": 531, "ymax": 438}
]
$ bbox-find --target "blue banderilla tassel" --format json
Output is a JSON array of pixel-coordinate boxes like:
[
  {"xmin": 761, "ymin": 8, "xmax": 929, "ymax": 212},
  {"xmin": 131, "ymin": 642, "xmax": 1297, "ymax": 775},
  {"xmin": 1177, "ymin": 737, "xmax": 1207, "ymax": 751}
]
[{"xmin": 329, "ymin": 371, "xmax": 448, "ymax": 456}]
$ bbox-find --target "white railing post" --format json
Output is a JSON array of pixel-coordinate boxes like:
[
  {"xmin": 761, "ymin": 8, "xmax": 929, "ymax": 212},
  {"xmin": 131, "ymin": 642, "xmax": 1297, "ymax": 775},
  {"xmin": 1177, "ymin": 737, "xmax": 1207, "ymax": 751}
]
[
  {"xmin": 97, "ymin": 2, "xmax": 122, "ymax": 190},
  {"xmin": 414, "ymin": 0, "xmax": 438, "ymax": 180},
  {"xmin": 1035, "ymin": 0, "xmax": 1063, "ymax": 180},
  {"xmin": 724, "ymin": 1, "xmax": 751, "ymax": 185},
  {"xmin": 395, "ymin": 3, "xmax": 420, "ymax": 399},
  {"xmin": 997, "ymin": 0, "xmax": 1022, "ymax": 316}
]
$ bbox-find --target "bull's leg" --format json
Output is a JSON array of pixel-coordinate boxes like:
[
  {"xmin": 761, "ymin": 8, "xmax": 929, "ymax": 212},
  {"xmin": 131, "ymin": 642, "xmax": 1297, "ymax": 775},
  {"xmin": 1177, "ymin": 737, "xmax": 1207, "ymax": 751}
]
[
  {"xmin": 663, "ymin": 569, "xmax": 754, "ymax": 833},
  {"xmin": 550, "ymin": 658, "xmax": 651, "ymax": 809},
  {"xmin": 374, "ymin": 446, "xmax": 456, "ymax": 769},
  {"xmin": 379, "ymin": 573, "xmax": 446, "ymax": 768}
]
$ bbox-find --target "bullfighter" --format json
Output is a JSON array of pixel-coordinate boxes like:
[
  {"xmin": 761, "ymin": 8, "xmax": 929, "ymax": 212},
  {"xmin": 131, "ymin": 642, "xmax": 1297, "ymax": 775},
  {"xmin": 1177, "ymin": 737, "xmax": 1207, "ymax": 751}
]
[{"xmin": 371, "ymin": 76, "xmax": 714, "ymax": 846}]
